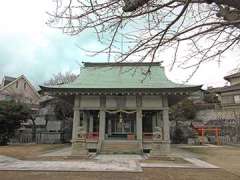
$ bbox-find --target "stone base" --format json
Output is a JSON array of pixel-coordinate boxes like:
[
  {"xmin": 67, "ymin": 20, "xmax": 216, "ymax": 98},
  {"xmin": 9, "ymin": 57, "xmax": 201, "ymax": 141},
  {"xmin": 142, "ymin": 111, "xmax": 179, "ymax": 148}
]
[
  {"xmin": 150, "ymin": 141, "xmax": 170, "ymax": 157},
  {"xmin": 71, "ymin": 139, "xmax": 89, "ymax": 157}
]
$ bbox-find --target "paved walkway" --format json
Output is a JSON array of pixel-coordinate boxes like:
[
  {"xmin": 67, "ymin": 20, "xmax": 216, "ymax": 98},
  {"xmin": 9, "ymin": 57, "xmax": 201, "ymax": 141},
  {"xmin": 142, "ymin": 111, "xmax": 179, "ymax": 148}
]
[
  {"xmin": 0, "ymin": 145, "xmax": 220, "ymax": 172},
  {"xmin": 41, "ymin": 147, "xmax": 72, "ymax": 157},
  {"xmin": 0, "ymin": 154, "xmax": 219, "ymax": 172},
  {"xmin": 0, "ymin": 155, "xmax": 142, "ymax": 172}
]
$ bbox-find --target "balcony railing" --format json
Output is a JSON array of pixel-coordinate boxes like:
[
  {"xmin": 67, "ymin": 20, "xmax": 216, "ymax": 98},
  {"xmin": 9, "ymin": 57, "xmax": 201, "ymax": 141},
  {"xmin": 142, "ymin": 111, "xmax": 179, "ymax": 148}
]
[{"xmin": 143, "ymin": 132, "xmax": 153, "ymax": 140}]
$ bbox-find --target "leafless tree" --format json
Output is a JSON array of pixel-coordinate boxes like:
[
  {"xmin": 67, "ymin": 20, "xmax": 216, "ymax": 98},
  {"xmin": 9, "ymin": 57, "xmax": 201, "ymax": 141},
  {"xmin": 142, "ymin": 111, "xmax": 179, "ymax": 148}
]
[
  {"xmin": 47, "ymin": 0, "xmax": 240, "ymax": 79},
  {"xmin": 44, "ymin": 71, "xmax": 78, "ymax": 86}
]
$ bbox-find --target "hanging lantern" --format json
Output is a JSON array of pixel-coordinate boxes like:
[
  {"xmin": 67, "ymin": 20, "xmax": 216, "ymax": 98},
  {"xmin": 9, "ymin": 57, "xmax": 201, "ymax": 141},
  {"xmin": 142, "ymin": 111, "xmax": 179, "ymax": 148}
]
[{"xmin": 119, "ymin": 112, "xmax": 123, "ymax": 123}]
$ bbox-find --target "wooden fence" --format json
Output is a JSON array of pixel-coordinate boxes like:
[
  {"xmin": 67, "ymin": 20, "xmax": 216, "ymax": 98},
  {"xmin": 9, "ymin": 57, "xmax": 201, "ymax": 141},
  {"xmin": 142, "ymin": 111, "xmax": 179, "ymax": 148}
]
[{"xmin": 10, "ymin": 132, "xmax": 68, "ymax": 144}]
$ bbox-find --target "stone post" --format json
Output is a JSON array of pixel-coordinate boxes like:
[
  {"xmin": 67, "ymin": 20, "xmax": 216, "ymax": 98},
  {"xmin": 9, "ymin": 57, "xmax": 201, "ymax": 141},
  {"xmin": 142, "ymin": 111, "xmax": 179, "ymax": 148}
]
[
  {"xmin": 162, "ymin": 96, "xmax": 170, "ymax": 154},
  {"xmin": 150, "ymin": 96, "xmax": 170, "ymax": 157},
  {"xmin": 163, "ymin": 108, "xmax": 170, "ymax": 142},
  {"xmin": 71, "ymin": 96, "xmax": 88, "ymax": 157},
  {"xmin": 72, "ymin": 96, "xmax": 80, "ymax": 141}
]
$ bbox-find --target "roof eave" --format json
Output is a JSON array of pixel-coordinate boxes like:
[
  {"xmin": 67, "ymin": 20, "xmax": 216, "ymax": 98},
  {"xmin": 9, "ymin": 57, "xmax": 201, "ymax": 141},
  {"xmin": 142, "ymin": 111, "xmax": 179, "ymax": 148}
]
[{"xmin": 40, "ymin": 85, "xmax": 201, "ymax": 94}]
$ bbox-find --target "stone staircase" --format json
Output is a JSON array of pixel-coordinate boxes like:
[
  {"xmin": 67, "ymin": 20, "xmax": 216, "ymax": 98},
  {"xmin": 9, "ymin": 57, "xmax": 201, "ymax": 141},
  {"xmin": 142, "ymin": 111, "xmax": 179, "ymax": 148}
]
[{"xmin": 100, "ymin": 140, "xmax": 142, "ymax": 154}]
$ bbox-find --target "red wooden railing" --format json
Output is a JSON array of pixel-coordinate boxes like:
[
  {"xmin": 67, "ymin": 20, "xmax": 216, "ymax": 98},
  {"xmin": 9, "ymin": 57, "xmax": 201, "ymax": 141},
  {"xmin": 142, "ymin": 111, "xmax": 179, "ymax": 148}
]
[
  {"xmin": 143, "ymin": 132, "xmax": 153, "ymax": 140},
  {"xmin": 86, "ymin": 132, "xmax": 99, "ymax": 140}
]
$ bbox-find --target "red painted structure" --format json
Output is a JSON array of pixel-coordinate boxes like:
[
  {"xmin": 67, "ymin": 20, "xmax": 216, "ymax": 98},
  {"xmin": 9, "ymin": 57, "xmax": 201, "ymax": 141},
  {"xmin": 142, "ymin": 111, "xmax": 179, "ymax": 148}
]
[{"xmin": 191, "ymin": 122, "xmax": 221, "ymax": 145}]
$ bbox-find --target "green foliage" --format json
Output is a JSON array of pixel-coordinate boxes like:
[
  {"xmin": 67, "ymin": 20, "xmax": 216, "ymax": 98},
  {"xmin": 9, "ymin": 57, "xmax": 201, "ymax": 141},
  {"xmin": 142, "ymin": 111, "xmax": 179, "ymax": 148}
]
[
  {"xmin": 170, "ymin": 99, "xmax": 196, "ymax": 122},
  {"xmin": 203, "ymin": 93, "xmax": 219, "ymax": 103},
  {"xmin": 54, "ymin": 99, "xmax": 73, "ymax": 120},
  {"xmin": 0, "ymin": 101, "xmax": 31, "ymax": 145},
  {"xmin": 170, "ymin": 99, "xmax": 197, "ymax": 144},
  {"xmin": 172, "ymin": 128, "xmax": 185, "ymax": 144}
]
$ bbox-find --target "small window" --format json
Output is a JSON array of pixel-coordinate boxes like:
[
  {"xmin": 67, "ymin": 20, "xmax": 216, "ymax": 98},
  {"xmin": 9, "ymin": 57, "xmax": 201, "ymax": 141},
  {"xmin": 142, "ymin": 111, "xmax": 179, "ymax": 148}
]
[
  {"xmin": 16, "ymin": 81, "xmax": 18, "ymax": 88},
  {"xmin": 234, "ymin": 95, "xmax": 240, "ymax": 104},
  {"xmin": 24, "ymin": 82, "xmax": 27, "ymax": 89}
]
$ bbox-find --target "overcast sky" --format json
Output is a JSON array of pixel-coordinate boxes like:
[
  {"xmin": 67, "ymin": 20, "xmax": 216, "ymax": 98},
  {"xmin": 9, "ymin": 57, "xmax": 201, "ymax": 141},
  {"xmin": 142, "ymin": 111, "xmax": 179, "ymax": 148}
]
[{"xmin": 0, "ymin": 1, "xmax": 239, "ymax": 89}]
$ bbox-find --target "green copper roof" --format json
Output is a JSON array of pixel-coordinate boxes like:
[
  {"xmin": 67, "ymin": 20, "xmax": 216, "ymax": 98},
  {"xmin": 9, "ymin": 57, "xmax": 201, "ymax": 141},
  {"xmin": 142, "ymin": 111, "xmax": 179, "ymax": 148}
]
[{"xmin": 41, "ymin": 62, "xmax": 200, "ymax": 90}]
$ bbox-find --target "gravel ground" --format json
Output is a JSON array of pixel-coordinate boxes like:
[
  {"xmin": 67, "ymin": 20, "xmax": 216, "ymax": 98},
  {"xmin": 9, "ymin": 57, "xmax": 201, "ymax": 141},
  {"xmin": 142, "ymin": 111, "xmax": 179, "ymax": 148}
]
[
  {"xmin": 0, "ymin": 144, "xmax": 239, "ymax": 180},
  {"xmin": 0, "ymin": 168, "xmax": 239, "ymax": 180}
]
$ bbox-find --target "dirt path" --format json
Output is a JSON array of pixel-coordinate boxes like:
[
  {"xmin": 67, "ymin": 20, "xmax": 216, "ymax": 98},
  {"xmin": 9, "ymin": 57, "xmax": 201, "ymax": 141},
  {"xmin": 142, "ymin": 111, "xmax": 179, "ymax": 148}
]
[
  {"xmin": 0, "ymin": 144, "xmax": 68, "ymax": 160},
  {"xmin": 179, "ymin": 145, "xmax": 240, "ymax": 176},
  {"xmin": 0, "ymin": 144, "xmax": 239, "ymax": 180},
  {"xmin": 0, "ymin": 168, "xmax": 239, "ymax": 180}
]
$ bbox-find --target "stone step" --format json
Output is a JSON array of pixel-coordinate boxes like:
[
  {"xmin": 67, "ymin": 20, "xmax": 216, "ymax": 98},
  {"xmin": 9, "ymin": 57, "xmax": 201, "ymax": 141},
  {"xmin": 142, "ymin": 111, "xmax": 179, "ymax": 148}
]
[{"xmin": 101, "ymin": 140, "xmax": 141, "ymax": 154}]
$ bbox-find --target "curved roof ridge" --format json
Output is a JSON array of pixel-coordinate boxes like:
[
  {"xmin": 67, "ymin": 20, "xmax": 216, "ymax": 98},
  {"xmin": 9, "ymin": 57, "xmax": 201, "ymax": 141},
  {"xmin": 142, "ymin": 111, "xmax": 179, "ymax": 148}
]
[{"xmin": 82, "ymin": 61, "xmax": 163, "ymax": 67}]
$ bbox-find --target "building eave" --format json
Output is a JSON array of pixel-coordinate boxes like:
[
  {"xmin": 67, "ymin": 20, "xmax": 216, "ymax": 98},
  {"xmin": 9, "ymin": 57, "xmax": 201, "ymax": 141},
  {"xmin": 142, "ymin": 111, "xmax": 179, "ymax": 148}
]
[
  {"xmin": 40, "ymin": 85, "xmax": 201, "ymax": 96},
  {"xmin": 212, "ymin": 84, "xmax": 240, "ymax": 93},
  {"xmin": 224, "ymin": 72, "xmax": 240, "ymax": 81}
]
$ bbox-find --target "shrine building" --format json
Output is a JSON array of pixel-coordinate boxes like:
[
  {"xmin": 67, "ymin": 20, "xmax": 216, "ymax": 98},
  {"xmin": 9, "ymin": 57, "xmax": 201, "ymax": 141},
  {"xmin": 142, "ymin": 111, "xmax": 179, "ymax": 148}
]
[{"xmin": 41, "ymin": 62, "xmax": 201, "ymax": 156}]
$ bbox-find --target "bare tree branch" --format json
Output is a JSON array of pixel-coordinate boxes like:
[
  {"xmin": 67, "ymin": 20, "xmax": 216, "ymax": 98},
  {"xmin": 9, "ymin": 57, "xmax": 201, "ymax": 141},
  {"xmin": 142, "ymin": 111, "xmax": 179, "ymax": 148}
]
[{"xmin": 47, "ymin": 0, "xmax": 240, "ymax": 80}]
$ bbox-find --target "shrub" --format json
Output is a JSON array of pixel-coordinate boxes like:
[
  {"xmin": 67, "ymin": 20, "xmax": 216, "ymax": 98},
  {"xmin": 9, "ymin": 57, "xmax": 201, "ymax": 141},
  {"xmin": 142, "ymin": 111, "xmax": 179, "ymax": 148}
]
[{"xmin": 0, "ymin": 101, "xmax": 30, "ymax": 145}]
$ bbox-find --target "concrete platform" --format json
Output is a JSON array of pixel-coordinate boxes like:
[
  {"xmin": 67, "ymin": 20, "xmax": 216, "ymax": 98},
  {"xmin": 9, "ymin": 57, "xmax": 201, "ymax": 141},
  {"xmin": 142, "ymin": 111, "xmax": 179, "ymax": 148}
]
[
  {"xmin": 94, "ymin": 154, "xmax": 145, "ymax": 161},
  {"xmin": 0, "ymin": 155, "xmax": 142, "ymax": 172},
  {"xmin": 0, "ymin": 154, "xmax": 219, "ymax": 172}
]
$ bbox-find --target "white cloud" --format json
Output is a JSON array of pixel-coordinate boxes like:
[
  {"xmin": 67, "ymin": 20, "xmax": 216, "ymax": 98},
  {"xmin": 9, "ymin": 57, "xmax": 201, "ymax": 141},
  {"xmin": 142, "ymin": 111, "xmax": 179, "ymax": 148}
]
[
  {"xmin": 0, "ymin": 0, "xmax": 239, "ymax": 89},
  {"xmin": 0, "ymin": 1, "xmax": 50, "ymax": 33},
  {"xmin": 165, "ymin": 50, "xmax": 240, "ymax": 88}
]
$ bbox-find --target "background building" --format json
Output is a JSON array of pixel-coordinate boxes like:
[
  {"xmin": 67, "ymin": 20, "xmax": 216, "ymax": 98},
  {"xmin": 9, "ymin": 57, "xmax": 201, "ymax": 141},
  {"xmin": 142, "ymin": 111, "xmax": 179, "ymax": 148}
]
[{"xmin": 0, "ymin": 75, "xmax": 40, "ymax": 107}]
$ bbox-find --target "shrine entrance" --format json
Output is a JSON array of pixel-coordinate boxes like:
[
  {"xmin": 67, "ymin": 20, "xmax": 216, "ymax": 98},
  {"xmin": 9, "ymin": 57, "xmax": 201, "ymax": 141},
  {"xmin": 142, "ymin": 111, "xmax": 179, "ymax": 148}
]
[{"xmin": 105, "ymin": 110, "xmax": 136, "ymax": 140}]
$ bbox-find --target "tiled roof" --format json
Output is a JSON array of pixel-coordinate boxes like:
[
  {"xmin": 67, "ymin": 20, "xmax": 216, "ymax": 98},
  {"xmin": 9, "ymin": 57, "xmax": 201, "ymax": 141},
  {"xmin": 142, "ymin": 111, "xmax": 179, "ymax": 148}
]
[
  {"xmin": 224, "ymin": 72, "xmax": 240, "ymax": 81},
  {"xmin": 2, "ymin": 76, "xmax": 17, "ymax": 86},
  {"xmin": 41, "ymin": 62, "xmax": 201, "ymax": 91},
  {"xmin": 210, "ymin": 84, "xmax": 240, "ymax": 93}
]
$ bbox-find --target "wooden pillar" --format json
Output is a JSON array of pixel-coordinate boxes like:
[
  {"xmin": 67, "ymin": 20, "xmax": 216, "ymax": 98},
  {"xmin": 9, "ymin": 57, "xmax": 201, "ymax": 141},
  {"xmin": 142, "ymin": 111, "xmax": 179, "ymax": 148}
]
[
  {"xmin": 108, "ymin": 119, "xmax": 112, "ymax": 136},
  {"xmin": 99, "ymin": 110, "xmax": 106, "ymax": 141},
  {"xmin": 156, "ymin": 111, "xmax": 162, "ymax": 127},
  {"xmin": 136, "ymin": 109, "xmax": 143, "ymax": 141},
  {"xmin": 89, "ymin": 115, "xmax": 94, "ymax": 133},
  {"xmin": 82, "ymin": 111, "xmax": 88, "ymax": 132},
  {"xmin": 99, "ymin": 95, "xmax": 106, "ymax": 141},
  {"xmin": 201, "ymin": 128, "xmax": 205, "ymax": 144},
  {"xmin": 152, "ymin": 113, "xmax": 157, "ymax": 132},
  {"xmin": 136, "ymin": 95, "xmax": 142, "ymax": 141},
  {"xmin": 72, "ymin": 110, "xmax": 80, "ymax": 140}
]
